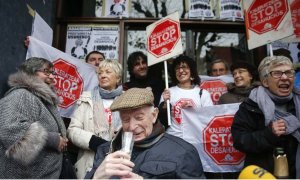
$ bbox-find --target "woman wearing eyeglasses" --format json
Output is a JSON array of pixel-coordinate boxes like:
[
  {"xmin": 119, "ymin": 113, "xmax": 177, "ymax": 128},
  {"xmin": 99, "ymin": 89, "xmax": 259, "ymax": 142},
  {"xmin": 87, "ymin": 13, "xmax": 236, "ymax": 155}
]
[
  {"xmin": 159, "ymin": 55, "xmax": 213, "ymax": 136},
  {"xmin": 0, "ymin": 57, "xmax": 67, "ymax": 178},
  {"xmin": 231, "ymin": 56, "xmax": 300, "ymax": 179}
]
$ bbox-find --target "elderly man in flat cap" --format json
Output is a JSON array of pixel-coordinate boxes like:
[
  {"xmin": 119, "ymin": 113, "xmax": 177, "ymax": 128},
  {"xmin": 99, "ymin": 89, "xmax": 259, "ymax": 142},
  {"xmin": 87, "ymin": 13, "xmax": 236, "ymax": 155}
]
[{"xmin": 85, "ymin": 88, "xmax": 205, "ymax": 179}]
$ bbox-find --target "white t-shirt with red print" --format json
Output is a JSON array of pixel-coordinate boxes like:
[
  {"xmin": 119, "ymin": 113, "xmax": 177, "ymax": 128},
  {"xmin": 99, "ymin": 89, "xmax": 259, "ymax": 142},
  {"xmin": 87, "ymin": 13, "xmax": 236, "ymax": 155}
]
[
  {"xmin": 160, "ymin": 85, "xmax": 213, "ymax": 139},
  {"xmin": 103, "ymin": 99, "xmax": 114, "ymax": 125}
]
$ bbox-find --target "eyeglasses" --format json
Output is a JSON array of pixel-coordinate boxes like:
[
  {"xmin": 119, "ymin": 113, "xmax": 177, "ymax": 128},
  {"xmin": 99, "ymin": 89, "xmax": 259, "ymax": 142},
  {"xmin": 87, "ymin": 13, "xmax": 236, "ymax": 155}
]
[
  {"xmin": 175, "ymin": 65, "xmax": 189, "ymax": 72},
  {"xmin": 269, "ymin": 69, "xmax": 295, "ymax": 78},
  {"xmin": 37, "ymin": 68, "xmax": 57, "ymax": 76}
]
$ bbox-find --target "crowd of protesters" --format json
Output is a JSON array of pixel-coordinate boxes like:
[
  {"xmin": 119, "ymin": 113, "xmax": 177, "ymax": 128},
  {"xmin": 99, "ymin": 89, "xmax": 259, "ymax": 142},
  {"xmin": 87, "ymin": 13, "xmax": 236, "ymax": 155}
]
[{"xmin": 0, "ymin": 49, "xmax": 299, "ymax": 179}]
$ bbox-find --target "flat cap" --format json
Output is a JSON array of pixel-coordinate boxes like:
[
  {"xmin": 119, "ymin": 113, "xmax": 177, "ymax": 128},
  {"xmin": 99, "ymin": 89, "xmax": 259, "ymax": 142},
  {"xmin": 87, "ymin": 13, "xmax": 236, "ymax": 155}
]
[{"xmin": 110, "ymin": 88, "xmax": 154, "ymax": 111}]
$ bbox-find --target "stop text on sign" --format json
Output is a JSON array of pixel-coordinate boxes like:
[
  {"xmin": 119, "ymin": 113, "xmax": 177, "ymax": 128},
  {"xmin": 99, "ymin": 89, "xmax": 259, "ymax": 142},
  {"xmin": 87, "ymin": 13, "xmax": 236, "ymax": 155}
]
[
  {"xmin": 53, "ymin": 59, "xmax": 83, "ymax": 108},
  {"xmin": 249, "ymin": 0, "xmax": 284, "ymax": 28},
  {"xmin": 203, "ymin": 115, "xmax": 245, "ymax": 165},
  {"xmin": 54, "ymin": 68, "xmax": 79, "ymax": 100},
  {"xmin": 149, "ymin": 25, "xmax": 177, "ymax": 51}
]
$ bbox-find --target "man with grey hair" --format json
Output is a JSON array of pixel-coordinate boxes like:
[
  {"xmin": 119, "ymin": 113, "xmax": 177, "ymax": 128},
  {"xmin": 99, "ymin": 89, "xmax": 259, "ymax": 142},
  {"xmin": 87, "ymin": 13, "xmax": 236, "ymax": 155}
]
[
  {"xmin": 0, "ymin": 57, "xmax": 68, "ymax": 178},
  {"xmin": 209, "ymin": 59, "xmax": 230, "ymax": 76},
  {"xmin": 85, "ymin": 88, "xmax": 205, "ymax": 179},
  {"xmin": 231, "ymin": 56, "xmax": 300, "ymax": 178}
]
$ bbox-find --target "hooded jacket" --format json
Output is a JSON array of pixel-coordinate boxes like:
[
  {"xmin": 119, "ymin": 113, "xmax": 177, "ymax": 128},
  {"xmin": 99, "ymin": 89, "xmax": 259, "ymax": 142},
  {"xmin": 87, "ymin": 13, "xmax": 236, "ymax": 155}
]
[{"xmin": 0, "ymin": 72, "xmax": 66, "ymax": 178}]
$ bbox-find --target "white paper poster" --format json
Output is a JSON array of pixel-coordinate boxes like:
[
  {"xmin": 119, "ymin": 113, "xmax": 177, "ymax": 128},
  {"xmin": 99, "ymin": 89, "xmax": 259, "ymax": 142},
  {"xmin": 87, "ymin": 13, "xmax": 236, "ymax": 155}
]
[
  {"xmin": 216, "ymin": 0, "xmax": 243, "ymax": 20},
  {"xmin": 65, "ymin": 24, "xmax": 119, "ymax": 60},
  {"xmin": 188, "ymin": 0, "xmax": 214, "ymax": 19},
  {"xmin": 103, "ymin": 0, "xmax": 129, "ymax": 17}
]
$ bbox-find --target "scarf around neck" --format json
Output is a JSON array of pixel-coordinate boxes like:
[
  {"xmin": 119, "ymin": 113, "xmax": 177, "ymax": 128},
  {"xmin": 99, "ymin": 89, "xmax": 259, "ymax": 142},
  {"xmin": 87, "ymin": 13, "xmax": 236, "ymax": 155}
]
[
  {"xmin": 98, "ymin": 85, "xmax": 123, "ymax": 99},
  {"xmin": 249, "ymin": 86, "xmax": 300, "ymax": 130},
  {"xmin": 134, "ymin": 120, "xmax": 165, "ymax": 148},
  {"xmin": 249, "ymin": 86, "xmax": 300, "ymax": 178}
]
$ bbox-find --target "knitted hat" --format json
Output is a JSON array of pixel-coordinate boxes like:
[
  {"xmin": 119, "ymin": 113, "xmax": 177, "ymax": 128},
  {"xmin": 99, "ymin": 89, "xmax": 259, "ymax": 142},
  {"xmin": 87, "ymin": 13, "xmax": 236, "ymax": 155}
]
[
  {"xmin": 110, "ymin": 88, "xmax": 154, "ymax": 111},
  {"xmin": 230, "ymin": 61, "xmax": 258, "ymax": 81}
]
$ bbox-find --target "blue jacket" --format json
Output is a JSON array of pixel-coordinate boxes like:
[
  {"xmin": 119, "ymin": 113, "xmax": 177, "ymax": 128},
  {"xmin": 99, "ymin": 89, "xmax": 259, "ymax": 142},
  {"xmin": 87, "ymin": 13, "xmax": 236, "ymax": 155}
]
[{"xmin": 86, "ymin": 130, "xmax": 205, "ymax": 179}]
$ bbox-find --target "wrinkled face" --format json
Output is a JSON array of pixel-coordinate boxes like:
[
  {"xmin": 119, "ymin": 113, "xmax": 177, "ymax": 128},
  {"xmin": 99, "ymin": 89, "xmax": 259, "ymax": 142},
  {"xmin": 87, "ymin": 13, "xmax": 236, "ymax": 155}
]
[
  {"xmin": 132, "ymin": 57, "xmax": 148, "ymax": 79},
  {"xmin": 262, "ymin": 64, "xmax": 295, "ymax": 97},
  {"xmin": 87, "ymin": 53, "xmax": 104, "ymax": 67},
  {"xmin": 211, "ymin": 62, "xmax": 227, "ymax": 76},
  {"xmin": 35, "ymin": 64, "xmax": 56, "ymax": 88},
  {"xmin": 120, "ymin": 106, "xmax": 158, "ymax": 142},
  {"xmin": 98, "ymin": 66, "xmax": 120, "ymax": 91},
  {"xmin": 175, "ymin": 62, "xmax": 191, "ymax": 85},
  {"xmin": 233, "ymin": 68, "xmax": 253, "ymax": 88}
]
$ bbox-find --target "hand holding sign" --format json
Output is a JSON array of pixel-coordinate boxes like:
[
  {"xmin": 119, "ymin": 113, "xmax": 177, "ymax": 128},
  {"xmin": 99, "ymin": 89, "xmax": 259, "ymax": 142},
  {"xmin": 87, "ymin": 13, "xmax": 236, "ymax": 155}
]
[{"xmin": 146, "ymin": 12, "xmax": 183, "ymax": 126}]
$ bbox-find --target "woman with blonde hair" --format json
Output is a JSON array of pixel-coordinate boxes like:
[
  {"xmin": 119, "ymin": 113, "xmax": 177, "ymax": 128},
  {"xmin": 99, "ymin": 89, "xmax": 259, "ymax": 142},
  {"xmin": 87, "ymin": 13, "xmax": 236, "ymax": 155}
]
[{"xmin": 68, "ymin": 59, "xmax": 123, "ymax": 178}]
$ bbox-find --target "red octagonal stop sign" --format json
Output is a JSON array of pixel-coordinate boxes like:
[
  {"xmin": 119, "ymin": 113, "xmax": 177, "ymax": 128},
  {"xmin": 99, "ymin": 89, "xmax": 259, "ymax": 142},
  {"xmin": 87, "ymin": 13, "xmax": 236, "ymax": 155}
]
[
  {"xmin": 203, "ymin": 115, "xmax": 245, "ymax": 165},
  {"xmin": 147, "ymin": 18, "xmax": 180, "ymax": 58},
  {"xmin": 247, "ymin": 0, "xmax": 289, "ymax": 34},
  {"xmin": 53, "ymin": 59, "xmax": 84, "ymax": 108},
  {"xmin": 200, "ymin": 80, "xmax": 227, "ymax": 104}
]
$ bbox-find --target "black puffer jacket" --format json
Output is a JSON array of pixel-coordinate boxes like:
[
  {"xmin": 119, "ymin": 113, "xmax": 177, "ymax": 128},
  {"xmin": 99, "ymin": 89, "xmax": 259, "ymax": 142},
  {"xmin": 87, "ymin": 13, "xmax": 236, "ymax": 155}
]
[
  {"xmin": 231, "ymin": 98, "xmax": 297, "ymax": 178},
  {"xmin": 86, "ymin": 130, "xmax": 205, "ymax": 179}
]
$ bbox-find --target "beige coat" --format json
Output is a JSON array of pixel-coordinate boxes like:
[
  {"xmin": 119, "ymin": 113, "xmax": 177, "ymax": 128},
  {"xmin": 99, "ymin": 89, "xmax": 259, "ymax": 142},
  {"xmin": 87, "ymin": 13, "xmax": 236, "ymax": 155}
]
[{"xmin": 67, "ymin": 91, "xmax": 121, "ymax": 179}]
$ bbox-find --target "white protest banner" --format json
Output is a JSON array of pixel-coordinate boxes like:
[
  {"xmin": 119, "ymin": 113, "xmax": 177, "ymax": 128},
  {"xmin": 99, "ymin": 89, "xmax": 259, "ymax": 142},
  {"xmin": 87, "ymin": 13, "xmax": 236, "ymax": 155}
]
[
  {"xmin": 146, "ymin": 11, "xmax": 183, "ymax": 66},
  {"xmin": 199, "ymin": 75, "xmax": 234, "ymax": 104},
  {"xmin": 31, "ymin": 11, "xmax": 53, "ymax": 46},
  {"xmin": 65, "ymin": 24, "xmax": 119, "ymax": 60},
  {"xmin": 181, "ymin": 103, "xmax": 244, "ymax": 172},
  {"xmin": 244, "ymin": 0, "xmax": 294, "ymax": 49},
  {"xmin": 26, "ymin": 36, "xmax": 99, "ymax": 118}
]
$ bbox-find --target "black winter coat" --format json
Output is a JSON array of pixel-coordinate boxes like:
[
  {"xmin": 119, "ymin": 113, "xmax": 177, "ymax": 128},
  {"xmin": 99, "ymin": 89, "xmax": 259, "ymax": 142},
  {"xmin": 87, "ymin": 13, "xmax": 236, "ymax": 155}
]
[
  {"xmin": 86, "ymin": 133, "xmax": 205, "ymax": 179},
  {"xmin": 231, "ymin": 98, "xmax": 297, "ymax": 178}
]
